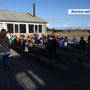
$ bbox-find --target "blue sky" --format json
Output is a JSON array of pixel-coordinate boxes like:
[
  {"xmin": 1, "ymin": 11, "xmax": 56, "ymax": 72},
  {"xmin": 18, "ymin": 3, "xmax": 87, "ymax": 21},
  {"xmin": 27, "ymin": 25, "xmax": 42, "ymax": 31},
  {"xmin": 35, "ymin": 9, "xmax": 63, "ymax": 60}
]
[{"xmin": 0, "ymin": 0, "xmax": 90, "ymax": 29}]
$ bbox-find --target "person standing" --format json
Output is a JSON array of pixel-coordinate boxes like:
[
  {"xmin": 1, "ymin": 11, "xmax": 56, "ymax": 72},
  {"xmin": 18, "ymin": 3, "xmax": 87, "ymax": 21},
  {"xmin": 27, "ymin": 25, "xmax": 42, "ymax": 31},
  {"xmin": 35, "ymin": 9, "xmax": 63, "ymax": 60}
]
[
  {"xmin": 87, "ymin": 35, "xmax": 90, "ymax": 60},
  {"xmin": 0, "ymin": 29, "xmax": 10, "ymax": 71},
  {"xmin": 80, "ymin": 36, "xmax": 86, "ymax": 53}
]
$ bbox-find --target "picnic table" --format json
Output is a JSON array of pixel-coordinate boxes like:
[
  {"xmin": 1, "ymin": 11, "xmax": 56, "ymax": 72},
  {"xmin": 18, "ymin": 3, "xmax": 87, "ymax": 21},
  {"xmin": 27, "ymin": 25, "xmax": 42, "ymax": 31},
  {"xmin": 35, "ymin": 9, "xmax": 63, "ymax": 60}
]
[
  {"xmin": 68, "ymin": 41, "xmax": 80, "ymax": 47},
  {"xmin": 58, "ymin": 41, "xmax": 81, "ymax": 52},
  {"xmin": 34, "ymin": 43, "xmax": 46, "ymax": 49},
  {"xmin": 31, "ymin": 43, "xmax": 85, "ymax": 69},
  {"xmin": 13, "ymin": 43, "xmax": 86, "ymax": 71},
  {"xmin": 56, "ymin": 48, "xmax": 85, "ymax": 67}
]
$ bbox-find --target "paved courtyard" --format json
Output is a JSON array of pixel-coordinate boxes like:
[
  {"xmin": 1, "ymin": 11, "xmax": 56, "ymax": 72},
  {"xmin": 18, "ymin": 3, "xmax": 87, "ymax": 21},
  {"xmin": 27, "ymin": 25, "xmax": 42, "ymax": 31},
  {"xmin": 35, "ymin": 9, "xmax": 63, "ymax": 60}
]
[{"xmin": 0, "ymin": 49, "xmax": 90, "ymax": 90}]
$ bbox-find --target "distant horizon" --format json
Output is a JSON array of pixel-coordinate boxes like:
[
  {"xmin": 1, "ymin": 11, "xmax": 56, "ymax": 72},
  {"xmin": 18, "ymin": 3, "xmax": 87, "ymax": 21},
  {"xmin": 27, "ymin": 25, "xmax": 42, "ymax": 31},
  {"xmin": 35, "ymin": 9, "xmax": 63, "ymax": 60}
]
[{"xmin": 47, "ymin": 27, "xmax": 90, "ymax": 30}]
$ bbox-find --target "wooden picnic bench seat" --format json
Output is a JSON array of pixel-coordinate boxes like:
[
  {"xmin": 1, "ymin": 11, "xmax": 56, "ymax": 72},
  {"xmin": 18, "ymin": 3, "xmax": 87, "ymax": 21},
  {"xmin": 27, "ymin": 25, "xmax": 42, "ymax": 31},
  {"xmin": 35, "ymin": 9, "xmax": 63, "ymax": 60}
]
[
  {"xmin": 34, "ymin": 55, "xmax": 69, "ymax": 71},
  {"xmin": 58, "ymin": 42, "xmax": 88, "ymax": 54},
  {"xmin": 13, "ymin": 45, "xmax": 86, "ymax": 70},
  {"xmin": 57, "ymin": 49, "xmax": 88, "ymax": 68},
  {"xmin": 13, "ymin": 46, "xmax": 69, "ymax": 71}
]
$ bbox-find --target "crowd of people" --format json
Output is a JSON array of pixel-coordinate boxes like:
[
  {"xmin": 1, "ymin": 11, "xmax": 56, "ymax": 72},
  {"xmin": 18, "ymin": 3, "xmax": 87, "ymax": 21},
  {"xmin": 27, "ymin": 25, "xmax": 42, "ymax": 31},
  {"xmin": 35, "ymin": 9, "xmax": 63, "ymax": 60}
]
[
  {"xmin": 4, "ymin": 31, "xmax": 90, "ymax": 55},
  {"xmin": 7, "ymin": 31, "xmax": 90, "ymax": 59},
  {"xmin": 7, "ymin": 34, "xmax": 86, "ymax": 50},
  {"xmin": 0, "ymin": 28, "xmax": 90, "ymax": 71}
]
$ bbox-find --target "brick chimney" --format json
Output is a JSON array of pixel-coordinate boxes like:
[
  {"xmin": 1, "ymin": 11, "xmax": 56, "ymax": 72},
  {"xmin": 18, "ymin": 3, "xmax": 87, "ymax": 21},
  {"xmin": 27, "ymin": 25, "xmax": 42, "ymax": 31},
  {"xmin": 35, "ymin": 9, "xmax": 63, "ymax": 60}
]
[{"xmin": 33, "ymin": 3, "xmax": 35, "ymax": 17}]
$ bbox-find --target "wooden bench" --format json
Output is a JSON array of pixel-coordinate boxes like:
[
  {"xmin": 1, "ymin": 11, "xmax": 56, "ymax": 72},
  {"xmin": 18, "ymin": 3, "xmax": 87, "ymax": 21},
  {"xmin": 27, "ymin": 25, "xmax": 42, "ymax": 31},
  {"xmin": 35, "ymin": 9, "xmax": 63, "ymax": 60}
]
[
  {"xmin": 13, "ymin": 46, "xmax": 69, "ymax": 71},
  {"xmin": 13, "ymin": 46, "xmax": 85, "ymax": 70},
  {"xmin": 34, "ymin": 55, "xmax": 69, "ymax": 71},
  {"xmin": 56, "ymin": 49, "xmax": 85, "ymax": 69}
]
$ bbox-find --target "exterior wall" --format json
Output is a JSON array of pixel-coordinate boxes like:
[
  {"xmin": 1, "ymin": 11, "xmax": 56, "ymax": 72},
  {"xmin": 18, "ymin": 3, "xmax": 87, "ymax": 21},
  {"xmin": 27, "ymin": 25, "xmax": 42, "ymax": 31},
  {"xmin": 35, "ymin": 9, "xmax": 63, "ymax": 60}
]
[
  {"xmin": 43, "ymin": 24, "xmax": 47, "ymax": 34},
  {"xmin": 0, "ymin": 22, "xmax": 47, "ymax": 35},
  {"xmin": 10, "ymin": 33, "xmax": 33, "ymax": 38}
]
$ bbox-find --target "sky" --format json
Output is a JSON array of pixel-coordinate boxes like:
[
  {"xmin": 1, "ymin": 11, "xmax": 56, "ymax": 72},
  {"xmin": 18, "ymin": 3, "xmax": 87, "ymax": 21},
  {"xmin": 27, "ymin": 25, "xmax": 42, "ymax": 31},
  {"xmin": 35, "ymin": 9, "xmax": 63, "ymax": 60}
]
[{"xmin": 0, "ymin": 0, "xmax": 90, "ymax": 29}]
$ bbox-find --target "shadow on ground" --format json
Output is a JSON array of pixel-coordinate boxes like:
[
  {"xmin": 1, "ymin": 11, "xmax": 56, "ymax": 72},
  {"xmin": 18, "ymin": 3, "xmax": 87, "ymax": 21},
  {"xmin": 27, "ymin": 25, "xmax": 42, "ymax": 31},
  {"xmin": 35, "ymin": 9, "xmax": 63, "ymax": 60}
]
[{"xmin": 0, "ymin": 49, "xmax": 90, "ymax": 90}]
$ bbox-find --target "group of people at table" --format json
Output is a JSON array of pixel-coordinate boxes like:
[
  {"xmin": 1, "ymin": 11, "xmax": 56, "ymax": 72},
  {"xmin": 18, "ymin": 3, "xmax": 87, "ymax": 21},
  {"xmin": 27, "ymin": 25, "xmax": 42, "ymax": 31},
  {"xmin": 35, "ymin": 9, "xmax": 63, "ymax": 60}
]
[
  {"xmin": 0, "ymin": 28, "xmax": 90, "ymax": 71},
  {"xmin": 7, "ymin": 32, "xmax": 88, "ymax": 55}
]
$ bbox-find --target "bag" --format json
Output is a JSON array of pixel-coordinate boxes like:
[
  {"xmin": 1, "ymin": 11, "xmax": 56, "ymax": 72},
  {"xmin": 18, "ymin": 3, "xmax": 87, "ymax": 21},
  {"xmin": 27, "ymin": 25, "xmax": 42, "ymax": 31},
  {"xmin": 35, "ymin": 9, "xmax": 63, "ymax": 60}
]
[
  {"xmin": 24, "ymin": 47, "xmax": 28, "ymax": 52},
  {"xmin": 64, "ymin": 42, "xmax": 68, "ymax": 47}
]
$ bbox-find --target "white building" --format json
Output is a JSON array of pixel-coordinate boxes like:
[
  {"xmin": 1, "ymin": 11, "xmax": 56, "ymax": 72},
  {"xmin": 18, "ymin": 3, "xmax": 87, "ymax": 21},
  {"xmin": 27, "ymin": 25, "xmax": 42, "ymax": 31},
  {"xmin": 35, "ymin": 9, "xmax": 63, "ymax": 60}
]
[{"xmin": 0, "ymin": 7, "xmax": 47, "ymax": 35}]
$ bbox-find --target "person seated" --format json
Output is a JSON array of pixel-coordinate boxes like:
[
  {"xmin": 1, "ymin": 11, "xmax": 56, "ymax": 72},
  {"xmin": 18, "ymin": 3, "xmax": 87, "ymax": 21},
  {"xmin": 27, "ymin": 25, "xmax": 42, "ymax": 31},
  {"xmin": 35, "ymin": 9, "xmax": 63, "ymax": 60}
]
[
  {"xmin": 21, "ymin": 35, "xmax": 26, "ymax": 51},
  {"xmin": 39, "ymin": 37, "xmax": 44, "ymax": 44},
  {"xmin": 28, "ymin": 40, "xmax": 35, "ymax": 53},
  {"xmin": 64, "ymin": 36, "xmax": 68, "ymax": 46},
  {"xmin": 71, "ymin": 35, "xmax": 77, "ymax": 44},
  {"xmin": 87, "ymin": 35, "xmax": 90, "ymax": 60},
  {"xmin": 11, "ymin": 36, "xmax": 15, "ymax": 48},
  {"xmin": 58, "ymin": 35, "xmax": 61, "ymax": 41},
  {"xmin": 17, "ymin": 37, "xmax": 21, "ymax": 48},
  {"xmin": 34, "ymin": 34, "xmax": 40, "ymax": 44},
  {"xmin": 80, "ymin": 36, "xmax": 86, "ymax": 53},
  {"xmin": 24, "ymin": 38, "xmax": 29, "ymax": 52},
  {"xmin": 63, "ymin": 36, "xmax": 71, "ymax": 49},
  {"xmin": 13, "ymin": 35, "xmax": 18, "ymax": 47},
  {"xmin": 59, "ymin": 37, "xmax": 64, "ymax": 48},
  {"xmin": 56, "ymin": 36, "xmax": 59, "ymax": 42}
]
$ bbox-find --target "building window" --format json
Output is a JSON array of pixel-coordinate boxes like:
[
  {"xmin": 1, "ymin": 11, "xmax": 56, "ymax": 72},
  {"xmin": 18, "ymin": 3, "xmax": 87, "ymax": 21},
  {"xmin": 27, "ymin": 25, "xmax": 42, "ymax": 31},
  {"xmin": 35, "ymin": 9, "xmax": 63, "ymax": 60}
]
[
  {"xmin": 20, "ymin": 24, "xmax": 26, "ymax": 33},
  {"xmin": 28, "ymin": 25, "xmax": 34, "ymax": 33},
  {"xmin": 39, "ymin": 25, "xmax": 42, "ymax": 33},
  {"xmin": 0, "ymin": 24, "xmax": 3, "ymax": 32},
  {"xmin": 15, "ymin": 24, "xmax": 18, "ymax": 33},
  {"xmin": 7, "ymin": 24, "xmax": 13, "ymax": 33},
  {"xmin": 35, "ymin": 25, "xmax": 38, "ymax": 33}
]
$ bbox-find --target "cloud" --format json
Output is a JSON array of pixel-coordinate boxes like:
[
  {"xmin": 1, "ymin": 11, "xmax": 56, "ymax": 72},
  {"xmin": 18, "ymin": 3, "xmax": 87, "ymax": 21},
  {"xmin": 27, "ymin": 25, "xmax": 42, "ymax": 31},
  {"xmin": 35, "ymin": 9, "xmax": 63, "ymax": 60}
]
[
  {"xmin": 46, "ymin": 21, "xmax": 90, "ymax": 29},
  {"xmin": 48, "ymin": 21, "xmax": 64, "ymax": 23},
  {"xmin": 53, "ymin": 24, "xmax": 71, "ymax": 29},
  {"xmin": 55, "ymin": 24, "xmax": 90, "ymax": 29},
  {"xmin": 46, "ymin": 23, "xmax": 50, "ymax": 28},
  {"xmin": 54, "ymin": 24, "xmax": 80, "ymax": 29},
  {"xmin": 59, "ymin": 24, "xmax": 72, "ymax": 28},
  {"xmin": 46, "ymin": 18, "xmax": 72, "ymax": 23},
  {"xmin": 87, "ymin": 22, "xmax": 90, "ymax": 27},
  {"xmin": 63, "ymin": 24, "xmax": 67, "ymax": 27}
]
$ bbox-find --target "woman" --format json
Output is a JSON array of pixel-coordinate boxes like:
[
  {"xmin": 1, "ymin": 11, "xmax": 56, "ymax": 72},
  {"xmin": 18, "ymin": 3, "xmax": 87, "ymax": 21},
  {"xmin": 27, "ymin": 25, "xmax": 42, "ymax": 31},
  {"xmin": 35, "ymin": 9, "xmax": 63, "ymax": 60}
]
[
  {"xmin": 71, "ymin": 35, "xmax": 77, "ymax": 44},
  {"xmin": 0, "ymin": 29, "xmax": 10, "ymax": 71}
]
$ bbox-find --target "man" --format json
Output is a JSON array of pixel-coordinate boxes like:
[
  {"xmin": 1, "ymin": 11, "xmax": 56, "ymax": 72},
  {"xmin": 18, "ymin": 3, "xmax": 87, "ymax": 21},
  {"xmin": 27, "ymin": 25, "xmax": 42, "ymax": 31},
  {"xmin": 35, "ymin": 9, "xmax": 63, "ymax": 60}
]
[{"xmin": 87, "ymin": 35, "xmax": 90, "ymax": 60}]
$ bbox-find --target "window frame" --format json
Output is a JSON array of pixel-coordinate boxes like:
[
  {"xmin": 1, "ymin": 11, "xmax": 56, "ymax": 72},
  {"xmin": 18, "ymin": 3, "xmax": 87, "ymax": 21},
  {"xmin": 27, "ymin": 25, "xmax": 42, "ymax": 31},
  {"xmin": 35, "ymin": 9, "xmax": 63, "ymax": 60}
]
[
  {"xmin": 28, "ymin": 24, "xmax": 34, "ymax": 33},
  {"xmin": 19, "ymin": 24, "xmax": 26, "ymax": 33},
  {"xmin": 7, "ymin": 23, "xmax": 14, "ymax": 33}
]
